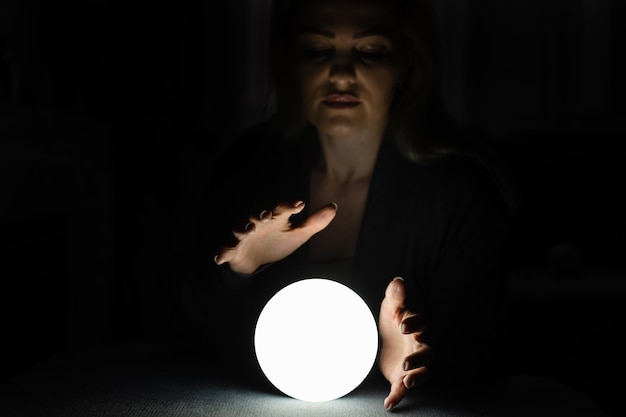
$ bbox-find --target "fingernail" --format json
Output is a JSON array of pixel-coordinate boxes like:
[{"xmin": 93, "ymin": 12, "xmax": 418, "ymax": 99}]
[
  {"xmin": 392, "ymin": 277, "xmax": 404, "ymax": 297},
  {"xmin": 245, "ymin": 222, "xmax": 254, "ymax": 232},
  {"xmin": 213, "ymin": 255, "xmax": 219, "ymax": 264},
  {"xmin": 331, "ymin": 202, "xmax": 338, "ymax": 210},
  {"xmin": 294, "ymin": 200, "xmax": 304, "ymax": 208},
  {"xmin": 259, "ymin": 210, "xmax": 270, "ymax": 221},
  {"xmin": 403, "ymin": 360, "xmax": 410, "ymax": 371},
  {"xmin": 405, "ymin": 377, "xmax": 414, "ymax": 389},
  {"xmin": 385, "ymin": 400, "xmax": 396, "ymax": 410}
]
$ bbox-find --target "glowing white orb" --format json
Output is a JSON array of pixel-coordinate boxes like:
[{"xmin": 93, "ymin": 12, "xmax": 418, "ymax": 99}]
[{"xmin": 254, "ymin": 278, "xmax": 378, "ymax": 402}]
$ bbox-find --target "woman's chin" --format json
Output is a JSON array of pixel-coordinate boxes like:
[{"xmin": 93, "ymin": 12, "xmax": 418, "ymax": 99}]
[{"xmin": 315, "ymin": 118, "xmax": 362, "ymax": 139}]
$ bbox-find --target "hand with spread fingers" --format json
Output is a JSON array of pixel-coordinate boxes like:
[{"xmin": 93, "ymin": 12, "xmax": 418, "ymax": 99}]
[
  {"xmin": 379, "ymin": 277, "xmax": 432, "ymax": 410},
  {"xmin": 214, "ymin": 200, "xmax": 338, "ymax": 275}
]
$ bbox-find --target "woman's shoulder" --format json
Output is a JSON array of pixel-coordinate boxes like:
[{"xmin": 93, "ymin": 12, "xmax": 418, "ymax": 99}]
[
  {"xmin": 403, "ymin": 120, "xmax": 518, "ymax": 215},
  {"xmin": 433, "ymin": 125, "xmax": 520, "ymax": 215},
  {"xmin": 405, "ymin": 152, "xmax": 512, "ymax": 217},
  {"xmin": 421, "ymin": 153, "xmax": 492, "ymax": 184}
]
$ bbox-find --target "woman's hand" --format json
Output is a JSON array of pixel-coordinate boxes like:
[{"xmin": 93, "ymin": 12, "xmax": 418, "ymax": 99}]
[
  {"xmin": 214, "ymin": 200, "xmax": 337, "ymax": 275},
  {"xmin": 378, "ymin": 277, "xmax": 432, "ymax": 410}
]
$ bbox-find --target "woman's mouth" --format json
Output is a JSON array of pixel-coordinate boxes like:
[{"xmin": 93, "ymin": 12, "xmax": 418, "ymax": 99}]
[{"xmin": 322, "ymin": 94, "xmax": 360, "ymax": 109}]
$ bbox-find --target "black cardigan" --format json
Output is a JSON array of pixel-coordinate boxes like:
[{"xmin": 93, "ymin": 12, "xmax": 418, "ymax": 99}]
[{"xmin": 172, "ymin": 121, "xmax": 512, "ymax": 389}]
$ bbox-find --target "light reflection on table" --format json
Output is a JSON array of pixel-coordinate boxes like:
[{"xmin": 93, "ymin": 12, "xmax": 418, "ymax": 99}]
[{"xmin": 0, "ymin": 344, "xmax": 611, "ymax": 417}]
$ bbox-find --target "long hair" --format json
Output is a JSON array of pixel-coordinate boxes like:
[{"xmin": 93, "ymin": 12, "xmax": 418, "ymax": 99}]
[{"xmin": 267, "ymin": 0, "xmax": 460, "ymax": 163}]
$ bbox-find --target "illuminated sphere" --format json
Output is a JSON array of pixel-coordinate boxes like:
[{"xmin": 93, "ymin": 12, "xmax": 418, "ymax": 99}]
[{"xmin": 254, "ymin": 278, "xmax": 378, "ymax": 402}]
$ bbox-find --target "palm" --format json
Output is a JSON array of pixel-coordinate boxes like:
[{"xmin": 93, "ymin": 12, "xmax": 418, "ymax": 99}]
[
  {"xmin": 379, "ymin": 287, "xmax": 414, "ymax": 376},
  {"xmin": 215, "ymin": 201, "xmax": 337, "ymax": 275},
  {"xmin": 378, "ymin": 277, "xmax": 430, "ymax": 410}
]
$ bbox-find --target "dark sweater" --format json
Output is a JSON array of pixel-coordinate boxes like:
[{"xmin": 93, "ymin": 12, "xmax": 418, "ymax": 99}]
[{"xmin": 172, "ymin": 120, "xmax": 512, "ymax": 389}]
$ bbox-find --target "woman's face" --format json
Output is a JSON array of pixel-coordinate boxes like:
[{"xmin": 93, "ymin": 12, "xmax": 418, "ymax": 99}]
[{"xmin": 290, "ymin": 0, "xmax": 404, "ymax": 139}]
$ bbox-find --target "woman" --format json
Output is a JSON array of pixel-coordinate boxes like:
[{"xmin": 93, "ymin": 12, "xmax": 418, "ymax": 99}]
[{"xmin": 174, "ymin": 0, "xmax": 512, "ymax": 410}]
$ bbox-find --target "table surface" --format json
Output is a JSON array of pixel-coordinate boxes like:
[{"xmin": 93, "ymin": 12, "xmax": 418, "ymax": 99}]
[{"xmin": 0, "ymin": 344, "xmax": 612, "ymax": 417}]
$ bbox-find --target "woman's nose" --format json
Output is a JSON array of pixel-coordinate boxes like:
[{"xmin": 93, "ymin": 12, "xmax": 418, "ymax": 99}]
[{"xmin": 328, "ymin": 53, "xmax": 356, "ymax": 88}]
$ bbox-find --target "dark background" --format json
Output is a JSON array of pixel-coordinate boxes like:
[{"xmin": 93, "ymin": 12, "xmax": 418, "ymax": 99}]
[{"xmin": 1, "ymin": 0, "xmax": 625, "ymax": 415}]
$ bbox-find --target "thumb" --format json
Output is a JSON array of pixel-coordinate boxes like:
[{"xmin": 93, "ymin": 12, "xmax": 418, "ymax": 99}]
[
  {"xmin": 383, "ymin": 277, "xmax": 406, "ymax": 308},
  {"xmin": 299, "ymin": 202, "xmax": 338, "ymax": 234}
]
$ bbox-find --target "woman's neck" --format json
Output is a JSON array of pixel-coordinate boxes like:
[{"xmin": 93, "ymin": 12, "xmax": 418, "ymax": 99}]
[
  {"xmin": 308, "ymin": 127, "xmax": 385, "ymax": 260},
  {"xmin": 315, "ymin": 127, "xmax": 385, "ymax": 184}
]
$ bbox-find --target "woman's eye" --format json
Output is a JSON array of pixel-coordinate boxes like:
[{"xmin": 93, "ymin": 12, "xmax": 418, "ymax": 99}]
[
  {"xmin": 303, "ymin": 48, "xmax": 333, "ymax": 61},
  {"xmin": 355, "ymin": 49, "xmax": 388, "ymax": 63}
]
